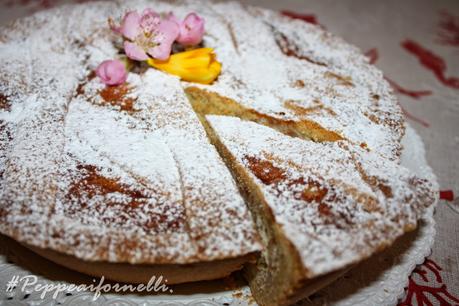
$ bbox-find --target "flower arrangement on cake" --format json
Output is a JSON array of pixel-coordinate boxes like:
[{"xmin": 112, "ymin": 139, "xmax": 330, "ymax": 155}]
[{"xmin": 96, "ymin": 9, "xmax": 221, "ymax": 86}]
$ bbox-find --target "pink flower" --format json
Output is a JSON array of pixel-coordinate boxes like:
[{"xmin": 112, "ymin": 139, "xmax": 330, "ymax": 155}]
[
  {"xmin": 112, "ymin": 9, "xmax": 179, "ymax": 61},
  {"xmin": 96, "ymin": 60, "xmax": 127, "ymax": 86},
  {"xmin": 176, "ymin": 13, "xmax": 205, "ymax": 46}
]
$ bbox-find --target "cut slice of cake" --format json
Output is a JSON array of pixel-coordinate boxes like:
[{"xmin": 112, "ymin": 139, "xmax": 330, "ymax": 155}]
[{"xmin": 205, "ymin": 115, "xmax": 436, "ymax": 306}]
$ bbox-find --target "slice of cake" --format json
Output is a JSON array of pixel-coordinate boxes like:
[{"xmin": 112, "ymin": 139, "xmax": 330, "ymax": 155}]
[{"xmin": 205, "ymin": 115, "xmax": 436, "ymax": 306}]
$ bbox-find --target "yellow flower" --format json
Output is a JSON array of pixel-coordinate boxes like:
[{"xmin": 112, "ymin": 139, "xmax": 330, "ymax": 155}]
[{"xmin": 147, "ymin": 48, "xmax": 222, "ymax": 84}]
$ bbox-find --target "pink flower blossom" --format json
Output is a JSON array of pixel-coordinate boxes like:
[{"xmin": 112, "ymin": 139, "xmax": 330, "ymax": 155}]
[
  {"xmin": 112, "ymin": 9, "xmax": 179, "ymax": 61},
  {"xmin": 176, "ymin": 13, "xmax": 205, "ymax": 46},
  {"xmin": 96, "ymin": 59, "xmax": 127, "ymax": 86},
  {"xmin": 120, "ymin": 11, "xmax": 142, "ymax": 40}
]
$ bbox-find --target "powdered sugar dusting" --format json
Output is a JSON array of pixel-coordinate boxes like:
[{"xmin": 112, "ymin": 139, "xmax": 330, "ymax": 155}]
[
  {"xmin": 0, "ymin": 0, "xmax": 261, "ymax": 264},
  {"xmin": 207, "ymin": 115, "xmax": 436, "ymax": 277},
  {"xmin": 0, "ymin": 0, "xmax": 430, "ymax": 269},
  {"xmin": 191, "ymin": 1, "xmax": 404, "ymax": 160}
]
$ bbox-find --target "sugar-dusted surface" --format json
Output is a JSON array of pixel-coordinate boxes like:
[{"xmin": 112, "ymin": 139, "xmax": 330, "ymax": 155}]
[
  {"xmin": 0, "ymin": 0, "xmax": 261, "ymax": 264},
  {"xmin": 0, "ymin": 0, "xmax": 423, "ymax": 266},
  {"xmin": 198, "ymin": 1, "xmax": 405, "ymax": 160},
  {"xmin": 207, "ymin": 115, "xmax": 436, "ymax": 277},
  {"xmin": 119, "ymin": 0, "xmax": 404, "ymax": 159}
]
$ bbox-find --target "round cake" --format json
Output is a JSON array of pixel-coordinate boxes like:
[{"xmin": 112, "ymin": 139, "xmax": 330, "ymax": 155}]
[{"xmin": 0, "ymin": 1, "xmax": 436, "ymax": 305}]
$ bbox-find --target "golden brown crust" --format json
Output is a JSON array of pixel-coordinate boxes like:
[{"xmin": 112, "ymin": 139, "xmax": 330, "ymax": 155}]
[
  {"xmin": 27, "ymin": 245, "xmax": 256, "ymax": 285},
  {"xmin": 0, "ymin": 234, "xmax": 256, "ymax": 285}
]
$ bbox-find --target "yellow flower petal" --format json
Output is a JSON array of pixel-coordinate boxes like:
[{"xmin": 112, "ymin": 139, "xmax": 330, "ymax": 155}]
[{"xmin": 147, "ymin": 48, "xmax": 222, "ymax": 84}]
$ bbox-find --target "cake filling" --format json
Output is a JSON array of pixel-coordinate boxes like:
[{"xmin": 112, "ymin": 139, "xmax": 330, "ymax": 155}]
[
  {"xmin": 186, "ymin": 104, "xmax": 302, "ymax": 305},
  {"xmin": 185, "ymin": 87, "xmax": 343, "ymax": 142}
]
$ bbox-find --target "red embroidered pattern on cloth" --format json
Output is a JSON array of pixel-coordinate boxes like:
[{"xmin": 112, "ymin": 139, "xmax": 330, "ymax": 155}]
[
  {"xmin": 280, "ymin": 11, "xmax": 323, "ymax": 27},
  {"xmin": 398, "ymin": 259, "xmax": 459, "ymax": 306},
  {"xmin": 439, "ymin": 190, "xmax": 455, "ymax": 202},
  {"xmin": 385, "ymin": 77, "xmax": 433, "ymax": 100},
  {"xmin": 363, "ymin": 48, "xmax": 433, "ymax": 100},
  {"xmin": 363, "ymin": 47, "xmax": 432, "ymax": 127},
  {"xmin": 4, "ymin": 0, "xmax": 96, "ymax": 10},
  {"xmin": 437, "ymin": 10, "xmax": 459, "ymax": 47},
  {"xmin": 402, "ymin": 39, "xmax": 459, "ymax": 90}
]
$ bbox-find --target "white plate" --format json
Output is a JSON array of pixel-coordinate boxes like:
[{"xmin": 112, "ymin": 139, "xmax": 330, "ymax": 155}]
[{"xmin": 0, "ymin": 124, "xmax": 438, "ymax": 306}]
